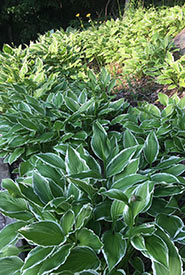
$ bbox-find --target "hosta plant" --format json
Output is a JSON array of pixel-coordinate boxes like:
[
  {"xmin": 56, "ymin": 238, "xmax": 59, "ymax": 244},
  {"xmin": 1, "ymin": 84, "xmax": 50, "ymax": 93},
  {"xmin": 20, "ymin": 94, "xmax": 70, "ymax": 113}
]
[{"xmin": 0, "ymin": 111, "xmax": 184, "ymax": 274}]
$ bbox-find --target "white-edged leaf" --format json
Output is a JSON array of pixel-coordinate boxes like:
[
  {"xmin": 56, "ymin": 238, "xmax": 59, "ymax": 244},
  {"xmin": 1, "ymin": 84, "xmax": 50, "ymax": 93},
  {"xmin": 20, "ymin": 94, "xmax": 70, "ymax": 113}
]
[
  {"xmin": 102, "ymin": 231, "xmax": 127, "ymax": 271},
  {"xmin": 106, "ymin": 146, "xmax": 138, "ymax": 177},
  {"xmin": 19, "ymin": 221, "xmax": 65, "ymax": 246},
  {"xmin": 0, "ymin": 256, "xmax": 23, "ymax": 275},
  {"xmin": 144, "ymin": 131, "xmax": 159, "ymax": 164}
]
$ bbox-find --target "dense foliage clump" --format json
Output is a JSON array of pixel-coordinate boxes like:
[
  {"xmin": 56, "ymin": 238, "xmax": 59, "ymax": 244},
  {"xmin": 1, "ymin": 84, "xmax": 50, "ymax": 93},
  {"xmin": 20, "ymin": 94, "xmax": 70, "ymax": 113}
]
[{"xmin": 0, "ymin": 4, "xmax": 184, "ymax": 275}]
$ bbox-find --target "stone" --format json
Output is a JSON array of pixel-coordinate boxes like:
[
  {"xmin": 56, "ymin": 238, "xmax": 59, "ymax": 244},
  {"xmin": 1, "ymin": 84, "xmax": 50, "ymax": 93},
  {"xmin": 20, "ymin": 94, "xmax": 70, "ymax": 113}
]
[{"xmin": 173, "ymin": 28, "xmax": 185, "ymax": 59}]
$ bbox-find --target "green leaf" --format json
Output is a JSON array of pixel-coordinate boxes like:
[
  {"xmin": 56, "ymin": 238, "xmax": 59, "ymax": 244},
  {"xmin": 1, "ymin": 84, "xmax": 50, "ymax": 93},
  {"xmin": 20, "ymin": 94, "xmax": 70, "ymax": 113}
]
[
  {"xmin": 8, "ymin": 147, "xmax": 25, "ymax": 165},
  {"xmin": 131, "ymin": 181, "xmax": 153, "ymax": 220},
  {"xmin": 163, "ymin": 164, "xmax": 185, "ymax": 176},
  {"xmin": 161, "ymin": 104, "xmax": 174, "ymax": 117},
  {"xmin": 102, "ymin": 189, "xmax": 129, "ymax": 204},
  {"xmin": 145, "ymin": 234, "xmax": 168, "ymax": 268},
  {"xmin": 64, "ymin": 97, "xmax": 80, "ymax": 112},
  {"xmin": 130, "ymin": 223, "xmax": 156, "ymax": 237},
  {"xmin": 76, "ymin": 204, "xmax": 92, "ymax": 230},
  {"xmin": 0, "ymin": 256, "xmax": 23, "ymax": 275},
  {"xmin": 65, "ymin": 146, "xmax": 89, "ymax": 175},
  {"xmin": 77, "ymin": 228, "xmax": 103, "ymax": 251},
  {"xmin": 123, "ymin": 129, "xmax": 138, "ymax": 148},
  {"xmin": 37, "ymin": 153, "xmax": 65, "ymax": 170},
  {"xmin": 19, "ymin": 221, "xmax": 65, "ymax": 246},
  {"xmin": 102, "ymin": 231, "xmax": 127, "ymax": 271},
  {"xmin": 60, "ymin": 210, "xmax": 75, "ymax": 235},
  {"xmin": 2, "ymin": 178, "xmax": 22, "ymax": 197},
  {"xmin": 106, "ymin": 146, "xmax": 138, "ymax": 177},
  {"xmin": 111, "ymin": 200, "xmax": 125, "ymax": 220},
  {"xmin": 151, "ymin": 173, "xmax": 179, "ymax": 183},
  {"xmin": 21, "ymin": 246, "xmax": 54, "ymax": 272},
  {"xmin": 38, "ymin": 244, "xmax": 73, "ymax": 274},
  {"xmin": 56, "ymin": 247, "xmax": 100, "ymax": 272},
  {"xmin": 156, "ymin": 214, "xmax": 183, "ymax": 239},
  {"xmin": 33, "ymin": 172, "xmax": 53, "ymax": 204},
  {"xmin": 154, "ymin": 227, "xmax": 183, "ymax": 275},
  {"xmin": 68, "ymin": 178, "xmax": 97, "ymax": 197},
  {"xmin": 18, "ymin": 118, "xmax": 38, "ymax": 131},
  {"xmin": 91, "ymin": 121, "xmax": 110, "ymax": 161},
  {"xmin": 158, "ymin": 93, "xmax": 169, "ymax": 106},
  {"xmin": 112, "ymin": 174, "xmax": 146, "ymax": 191},
  {"xmin": 144, "ymin": 131, "xmax": 159, "ymax": 164},
  {"xmin": 0, "ymin": 222, "xmax": 26, "ymax": 251}
]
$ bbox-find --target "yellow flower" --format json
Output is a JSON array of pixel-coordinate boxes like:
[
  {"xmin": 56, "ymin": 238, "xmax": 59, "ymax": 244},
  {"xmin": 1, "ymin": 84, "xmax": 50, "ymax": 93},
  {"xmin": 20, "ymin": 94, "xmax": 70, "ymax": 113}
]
[
  {"xmin": 76, "ymin": 13, "xmax": 80, "ymax": 17},
  {"xmin": 86, "ymin": 13, "xmax": 91, "ymax": 18}
]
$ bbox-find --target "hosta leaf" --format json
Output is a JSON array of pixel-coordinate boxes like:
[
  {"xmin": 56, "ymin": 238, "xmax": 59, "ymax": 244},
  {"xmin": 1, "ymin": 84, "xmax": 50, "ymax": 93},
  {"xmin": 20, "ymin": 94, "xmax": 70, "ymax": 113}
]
[
  {"xmin": 0, "ymin": 256, "xmax": 23, "ymax": 275},
  {"xmin": 60, "ymin": 210, "xmax": 75, "ymax": 235},
  {"xmin": 76, "ymin": 204, "xmax": 92, "ymax": 230},
  {"xmin": 130, "ymin": 223, "xmax": 156, "ymax": 237},
  {"xmin": 94, "ymin": 200, "xmax": 112, "ymax": 221},
  {"xmin": 161, "ymin": 104, "xmax": 174, "ymax": 117},
  {"xmin": 19, "ymin": 221, "xmax": 65, "ymax": 246},
  {"xmin": 145, "ymin": 234, "xmax": 168, "ymax": 268},
  {"xmin": 163, "ymin": 164, "xmax": 185, "ymax": 176},
  {"xmin": 102, "ymin": 231, "xmax": 127, "ymax": 271},
  {"xmin": 68, "ymin": 178, "xmax": 97, "ymax": 197},
  {"xmin": 156, "ymin": 156, "xmax": 184, "ymax": 169},
  {"xmin": 130, "ymin": 181, "xmax": 153, "ymax": 220},
  {"xmin": 131, "ymin": 235, "xmax": 146, "ymax": 251},
  {"xmin": 153, "ymin": 227, "xmax": 183, "ymax": 275},
  {"xmin": 106, "ymin": 146, "xmax": 138, "ymax": 177},
  {"xmin": 156, "ymin": 214, "xmax": 184, "ymax": 239},
  {"xmin": 0, "ymin": 222, "xmax": 26, "ymax": 251},
  {"xmin": 91, "ymin": 121, "xmax": 110, "ymax": 161},
  {"xmin": 65, "ymin": 146, "xmax": 89, "ymax": 175},
  {"xmin": 56, "ymin": 247, "xmax": 100, "ymax": 272},
  {"xmin": 78, "ymin": 271, "xmax": 99, "ymax": 275},
  {"xmin": 2, "ymin": 178, "xmax": 22, "ymax": 197},
  {"xmin": 18, "ymin": 118, "xmax": 38, "ymax": 131},
  {"xmin": 102, "ymin": 189, "xmax": 129, "ymax": 204},
  {"xmin": 144, "ymin": 131, "xmax": 159, "ymax": 164},
  {"xmin": 37, "ymin": 153, "xmax": 65, "ymax": 170},
  {"xmin": 123, "ymin": 129, "xmax": 138, "ymax": 148},
  {"xmin": 77, "ymin": 228, "xmax": 103, "ymax": 251},
  {"xmin": 38, "ymin": 244, "xmax": 73, "ymax": 274},
  {"xmin": 158, "ymin": 93, "xmax": 169, "ymax": 106},
  {"xmin": 111, "ymin": 200, "xmax": 125, "ymax": 220},
  {"xmin": 21, "ymin": 246, "xmax": 54, "ymax": 272},
  {"xmin": 64, "ymin": 96, "xmax": 80, "ymax": 112},
  {"xmin": 8, "ymin": 147, "xmax": 25, "ymax": 165},
  {"xmin": 151, "ymin": 173, "xmax": 179, "ymax": 183},
  {"xmin": 33, "ymin": 172, "xmax": 53, "ymax": 204},
  {"xmin": 112, "ymin": 174, "xmax": 146, "ymax": 191}
]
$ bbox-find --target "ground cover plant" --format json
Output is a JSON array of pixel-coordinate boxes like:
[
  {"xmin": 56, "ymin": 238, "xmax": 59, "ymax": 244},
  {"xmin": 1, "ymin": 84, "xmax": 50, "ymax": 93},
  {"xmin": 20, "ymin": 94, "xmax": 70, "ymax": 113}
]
[{"xmin": 0, "ymin": 3, "xmax": 185, "ymax": 275}]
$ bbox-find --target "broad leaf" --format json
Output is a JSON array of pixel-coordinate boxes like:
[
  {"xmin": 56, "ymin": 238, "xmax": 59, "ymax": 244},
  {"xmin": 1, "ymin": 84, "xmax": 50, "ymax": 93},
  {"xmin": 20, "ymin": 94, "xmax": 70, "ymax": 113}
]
[
  {"xmin": 123, "ymin": 129, "xmax": 138, "ymax": 148},
  {"xmin": 144, "ymin": 131, "xmax": 159, "ymax": 164},
  {"xmin": 102, "ymin": 231, "xmax": 127, "ymax": 271},
  {"xmin": 0, "ymin": 222, "xmax": 26, "ymax": 251},
  {"xmin": 76, "ymin": 204, "xmax": 92, "ymax": 230},
  {"xmin": 91, "ymin": 121, "xmax": 110, "ymax": 161},
  {"xmin": 102, "ymin": 189, "xmax": 129, "ymax": 204},
  {"xmin": 37, "ymin": 153, "xmax": 65, "ymax": 170},
  {"xmin": 56, "ymin": 247, "xmax": 100, "ymax": 272},
  {"xmin": 65, "ymin": 146, "xmax": 89, "ymax": 175},
  {"xmin": 33, "ymin": 172, "xmax": 53, "ymax": 204},
  {"xmin": 60, "ymin": 210, "xmax": 75, "ymax": 235},
  {"xmin": 0, "ymin": 256, "xmax": 23, "ymax": 275},
  {"xmin": 156, "ymin": 214, "xmax": 183, "ymax": 238},
  {"xmin": 19, "ymin": 221, "xmax": 65, "ymax": 246},
  {"xmin": 22, "ymin": 246, "xmax": 54, "ymax": 272},
  {"xmin": 77, "ymin": 228, "xmax": 103, "ymax": 251},
  {"xmin": 106, "ymin": 146, "xmax": 138, "ymax": 177},
  {"xmin": 38, "ymin": 244, "xmax": 73, "ymax": 274}
]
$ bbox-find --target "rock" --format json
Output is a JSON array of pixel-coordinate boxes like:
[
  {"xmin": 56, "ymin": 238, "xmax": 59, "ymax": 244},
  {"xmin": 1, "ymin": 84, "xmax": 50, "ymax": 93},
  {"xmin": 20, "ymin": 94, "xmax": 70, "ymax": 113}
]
[{"xmin": 173, "ymin": 28, "xmax": 185, "ymax": 59}]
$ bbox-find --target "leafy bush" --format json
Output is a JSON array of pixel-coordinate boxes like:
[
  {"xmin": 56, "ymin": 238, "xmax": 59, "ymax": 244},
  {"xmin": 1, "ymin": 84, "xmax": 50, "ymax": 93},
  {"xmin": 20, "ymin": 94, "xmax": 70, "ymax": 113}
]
[{"xmin": 0, "ymin": 88, "xmax": 185, "ymax": 274}]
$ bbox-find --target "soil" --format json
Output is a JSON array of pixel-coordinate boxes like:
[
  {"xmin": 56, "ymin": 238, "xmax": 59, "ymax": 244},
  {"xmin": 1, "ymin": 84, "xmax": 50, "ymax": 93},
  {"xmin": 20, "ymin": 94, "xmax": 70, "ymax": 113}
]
[{"xmin": 112, "ymin": 75, "xmax": 185, "ymax": 108}]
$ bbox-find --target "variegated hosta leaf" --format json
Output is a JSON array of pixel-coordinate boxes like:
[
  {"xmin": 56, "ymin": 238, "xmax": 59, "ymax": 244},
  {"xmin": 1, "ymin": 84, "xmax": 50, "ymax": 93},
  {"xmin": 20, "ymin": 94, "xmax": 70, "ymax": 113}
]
[
  {"xmin": 19, "ymin": 221, "xmax": 66, "ymax": 246},
  {"xmin": 144, "ymin": 131, "xmax": 159, "ymax": 165},
  {"xmin": 102, "ymin": 231, "xmax": 127, "ymax": 271}
]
